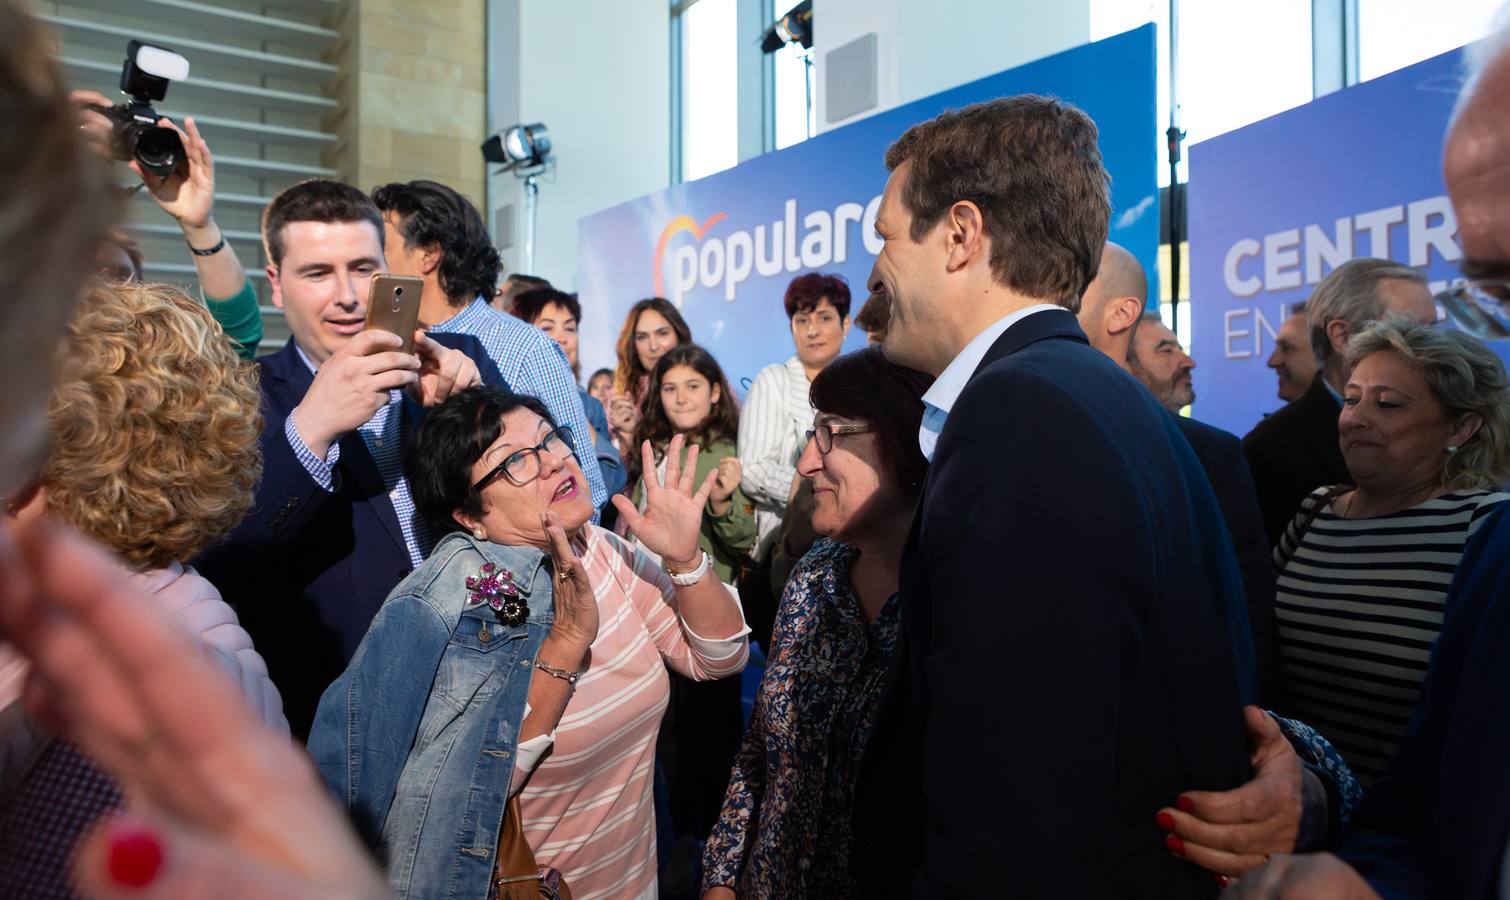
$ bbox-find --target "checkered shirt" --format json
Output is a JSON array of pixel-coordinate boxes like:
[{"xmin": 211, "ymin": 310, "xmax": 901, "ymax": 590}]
[
  {"xmin": 0, "ymin": 738, "xmax": 124, "ymax": 898},
  {"xmin": 285, "ymin": 346, "xmax": 433, "ymax": 566}
]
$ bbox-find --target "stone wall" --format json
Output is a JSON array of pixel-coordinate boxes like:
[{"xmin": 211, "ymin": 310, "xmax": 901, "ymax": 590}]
[{"xmin": 327, "ymin": 0, "xmax": 487, "ymax": 206}]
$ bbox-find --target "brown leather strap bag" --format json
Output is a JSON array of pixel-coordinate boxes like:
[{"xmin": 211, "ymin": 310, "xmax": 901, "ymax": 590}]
[{"xmin": 491, "ymin": 794, "xmax": 572, "ymax": 900}]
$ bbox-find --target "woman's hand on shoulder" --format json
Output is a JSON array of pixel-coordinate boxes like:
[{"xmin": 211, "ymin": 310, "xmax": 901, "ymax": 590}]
[{"xmin": 611, "ymin": 435, "xmax": 718, "ymax": 567}]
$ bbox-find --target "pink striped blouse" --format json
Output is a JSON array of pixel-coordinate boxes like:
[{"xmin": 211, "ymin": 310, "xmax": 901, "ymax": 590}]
[{"xmin": 513, "ymin": 524, "xmax": 749, "ymax": 900}]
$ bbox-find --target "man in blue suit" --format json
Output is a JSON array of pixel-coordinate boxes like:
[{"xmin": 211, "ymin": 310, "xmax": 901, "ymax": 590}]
[
  {"xmin": 852, "ymin": 96, "xmax": 1252, "ymax": 898},
  {"xmin": 194, "ymin": 179, "xmax": 501, "ymax": 737}
]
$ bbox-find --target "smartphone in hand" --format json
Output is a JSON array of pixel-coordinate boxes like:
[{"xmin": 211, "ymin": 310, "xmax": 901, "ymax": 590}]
[{"xmin": 363, "ymin": 274, "xmax": 425, "ymax": 354}]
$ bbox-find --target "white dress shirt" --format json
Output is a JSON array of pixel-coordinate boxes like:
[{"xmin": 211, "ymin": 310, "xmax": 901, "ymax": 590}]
[{"xmin": 917, "ymin": 305, "xmax": 1061, "ymax": 461}]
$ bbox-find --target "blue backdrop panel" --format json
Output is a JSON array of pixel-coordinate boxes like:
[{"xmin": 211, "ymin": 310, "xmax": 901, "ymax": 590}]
[
  {"xmin": 577, "ymin": 25, "xmax": 1158, "ymax": 394},
  {"xmin": 1188, "ymin": 47, "xmax": 1503, "ymax": 437}
]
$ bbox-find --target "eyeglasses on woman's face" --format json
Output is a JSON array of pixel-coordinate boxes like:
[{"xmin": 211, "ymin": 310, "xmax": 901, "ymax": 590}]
[
  {"xmin": 806, "ymin": 416, "xmax": 872, "ymax": 454},
  {"xmin": 472, "ymin": 426, "xmax": 576, "ymax": 491}
]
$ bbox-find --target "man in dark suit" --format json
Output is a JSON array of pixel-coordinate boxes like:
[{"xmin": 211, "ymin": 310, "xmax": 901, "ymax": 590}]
[
  {"xmin": 1080, "ymin": 245, "xmax": 1277, "ymax": 704},
  {"xmin": 853, "ymin": 96, "xmax": 1252, "ymax": 899},
  {"xmin": 194, "ymin": 180, "xmax": 500, "ymax": 737},
  {"xmin": 1242, "ymin": 259, "xmax": 1436, "ymax": 547}
]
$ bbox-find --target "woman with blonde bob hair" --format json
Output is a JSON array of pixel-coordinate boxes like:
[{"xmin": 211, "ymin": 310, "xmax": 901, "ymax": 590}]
[
  {"xmin": 0, "ymin": 280, "xmax": 285, "ymax": 894},
  {"xmin": 1268, "ymin": 315, "xmax": 1510, "ymax": 787}
]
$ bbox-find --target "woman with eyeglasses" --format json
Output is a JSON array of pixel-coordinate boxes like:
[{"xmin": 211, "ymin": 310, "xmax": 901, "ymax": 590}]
[
  {"xmin": 308, "ymin": 385, "xmax": 749, "ymax": 900},
  {"xmin": 702, "ymin": 347, "xmax": 932, "ymax": 900}
]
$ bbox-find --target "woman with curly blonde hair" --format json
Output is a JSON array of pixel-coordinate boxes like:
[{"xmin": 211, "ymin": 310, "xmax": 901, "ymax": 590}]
[
  {"xmin": 1270, "ymin": 316, "xmax": 1510, "ymax": 787},
  {"xmin": 0, "ymin": 279, "xmax": 285, "ymax": 895}
]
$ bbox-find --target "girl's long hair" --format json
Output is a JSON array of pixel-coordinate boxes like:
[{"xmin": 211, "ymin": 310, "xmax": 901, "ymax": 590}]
[
  {"xmin": 627, "ymin": 343, "xmax": 740, "ymax": 486},
  {"xmin": 612, "ymin": 298, "xmax": 692, "ymax": 401}
]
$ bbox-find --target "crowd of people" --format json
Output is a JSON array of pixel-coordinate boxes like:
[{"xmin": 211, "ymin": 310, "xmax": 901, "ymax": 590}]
[{"xmin": 2, "ymin": 0, "xmax": 1510, "ymax": 897}]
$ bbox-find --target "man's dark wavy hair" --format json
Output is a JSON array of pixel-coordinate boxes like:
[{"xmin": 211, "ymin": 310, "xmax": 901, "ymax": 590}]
[{"xmin": 372, "ymin": 180, "xmax": 502, "ymax": 307}]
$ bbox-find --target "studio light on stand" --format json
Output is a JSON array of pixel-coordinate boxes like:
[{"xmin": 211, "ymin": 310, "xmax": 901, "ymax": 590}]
[{"xmin": 482, "ymin": 123, "xmax": 553, "ymax": 274}]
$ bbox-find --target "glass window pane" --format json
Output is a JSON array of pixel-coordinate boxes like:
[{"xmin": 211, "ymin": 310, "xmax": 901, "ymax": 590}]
[
  {"xmin": 1359, "ymin": 0, "xmax": 1502, "ymax": 81},
  {"xmin": 773, "ymin": 42, "xmax": 812, "ymax": 149},
  {"xmin": 1091, "ymin": 0, "xmax": 1313, "ymax": 186},
  {"xmin": 680, "ymin": 0, "xmax": 739, "ymax": 181}
]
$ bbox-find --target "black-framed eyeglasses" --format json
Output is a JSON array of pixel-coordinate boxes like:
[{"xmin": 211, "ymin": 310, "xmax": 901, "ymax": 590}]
[
  {"xmin": 472, "ymin": 427, "xmax": 576, "ymax": 491},
  {"xmin": 1436, "ymin": 279, "xmax": 1510, "ymax": 339},
  {"xmin": 806, "ymin": 417, "xmax": 872, "ymax": 454}
]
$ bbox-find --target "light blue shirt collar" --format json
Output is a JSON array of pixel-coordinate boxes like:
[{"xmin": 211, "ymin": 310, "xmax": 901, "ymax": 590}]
[{"xmin": 917, "ymin": 304, "xmax": 1060, "ymax": 460}]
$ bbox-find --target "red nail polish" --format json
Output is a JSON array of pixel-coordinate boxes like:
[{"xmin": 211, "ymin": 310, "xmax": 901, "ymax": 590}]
[
  {"xmin": 1213, "ymin": 873, "xmax": 1232, "ymax": 888},
  {"xmin": 1165, "ymin": 833, "xmax": 1186, "ymax": 856},
  {"xmin": 1176, "ymin": 795, "xmax": 1196, "ymax": 813},
  {"xmin": 1155, "ymin": 811, "xmax": 1177, "ymax": 832},
  {"xmin": 106, "ymin": 824, "xmax": 164, "ymax": 889}
]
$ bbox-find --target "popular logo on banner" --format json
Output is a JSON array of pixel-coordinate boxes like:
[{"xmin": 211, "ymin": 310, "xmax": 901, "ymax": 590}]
[
  {"xmin": 652, "ymin": 198, "xmax": 884, "ymax": 305},
  {"xmin": 578, "ymin": 25, "xmax": 1160, "ymax": 391}
]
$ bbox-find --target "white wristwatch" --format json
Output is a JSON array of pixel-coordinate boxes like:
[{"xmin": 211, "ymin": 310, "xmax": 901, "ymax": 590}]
[{"xmin": 663, "ymin": 550, "xmax": 711, "ymax": 586}]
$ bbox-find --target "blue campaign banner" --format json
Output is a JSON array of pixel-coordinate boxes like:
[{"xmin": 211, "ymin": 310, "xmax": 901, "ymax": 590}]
[
  {"xmin": 1188, "ymin": 46, "xmax": 1502, "ymax": 437},
  {"xmin": 577, "ymin": 25, "xmax": 1158, "ymax": 394}
]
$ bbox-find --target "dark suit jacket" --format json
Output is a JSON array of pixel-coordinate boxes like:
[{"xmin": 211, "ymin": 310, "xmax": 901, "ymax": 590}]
[
  {"xmin": 1337, "ymin": 504, "xmax": 1510, "ymax": 899},
  {"xmin": 1242, "ymin": 373, "xmax": 1351, "ymax": 548},
  {"xmin": 854, "ymin": 310, "xmax": 1252, "ymax": 899},
  {"xmin": 194, "ymin": 336, "xmax": 502, "ymax": 736},
  {"xmin": 1174, "ymin": 414, "xmax": 1278, "ymax": 706}
]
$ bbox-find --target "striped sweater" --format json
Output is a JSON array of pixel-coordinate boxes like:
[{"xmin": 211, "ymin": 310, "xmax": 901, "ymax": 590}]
[
  {"xmin": 1273, "ymin": 486, "xmax": 1507, "ymax": 784},
  {"xmin": 514, "ymin": 524, "xmax": 749, "ymax": 900}
]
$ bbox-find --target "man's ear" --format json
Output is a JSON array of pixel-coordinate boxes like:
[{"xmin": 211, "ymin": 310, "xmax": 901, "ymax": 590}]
[
  {"xmin": 1107, "ymin": 297, "xmax": 1143, "ymax": 335},
  {"xmin": 1326, "ymin": 318, "xmax": 1350, "ymax": 357},
  {"xmin": 943, "ymin": 200, "xmax": 987, "ymax": 274},
  {"xmin": 421, "ymin": 244, "xmax": 442, "ymax": 277},
  {"xmin": 267, "ymin": 265, "xmax": 283, "ymax": 309}
]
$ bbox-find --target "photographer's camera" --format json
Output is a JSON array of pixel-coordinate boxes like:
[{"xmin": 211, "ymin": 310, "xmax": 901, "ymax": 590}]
[{"xmin": 89, "ymin": 40, "xmax": 190, "ymax": 179}]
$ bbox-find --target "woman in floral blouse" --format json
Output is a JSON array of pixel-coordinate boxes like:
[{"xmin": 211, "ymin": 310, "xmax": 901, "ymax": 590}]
[{"xmin": 702, "ymin": 346, "xmax": 932, "ymax": 899}]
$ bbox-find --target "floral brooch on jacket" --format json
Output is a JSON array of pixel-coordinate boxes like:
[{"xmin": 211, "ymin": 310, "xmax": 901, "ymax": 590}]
[{"xmin": 465, "ymin": 561, "xmax": 528, "ymax": 626}]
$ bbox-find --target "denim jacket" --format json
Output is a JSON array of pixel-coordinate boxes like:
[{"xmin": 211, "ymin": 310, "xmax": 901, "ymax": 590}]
[{"xmin": 309, "ymin": 532, "xmax": 555, "ymax": 900}]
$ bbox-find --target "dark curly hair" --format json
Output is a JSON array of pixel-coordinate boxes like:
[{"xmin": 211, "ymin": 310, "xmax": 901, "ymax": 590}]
[
  {"xmin": 628, "ymin": 344, "xmax": 740, "ymax": 486},
  {"xmin": 783, "ymin": 271, "xmax": 852, "ymax": 319},
  {"xmin": 372, "ymin": 180, "xmax": 502, "ymax": 307},
  {"xmin": 408, "ymin": 386, "xmax": 557, "ymax": 534},
  {"xmin": 512, "ymin": 287, "xmax": 581, "ymax": 326}
]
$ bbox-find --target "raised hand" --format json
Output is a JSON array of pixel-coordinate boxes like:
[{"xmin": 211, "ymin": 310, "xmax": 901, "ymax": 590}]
[
  {"xmin": 0, "ymin": 518, "xmax": 386, "ymax": 899},
  {"xmin": 132, "ymin": 117, "xmax": 215, "ymax": 230},
  {"xmin": 410, "ymin": 331, "xmax": 481, "ymax": 407},
  {"xmin": 611, "ymin": 435, "xmax": 718, "ymax": 566},
  {"xmin": 70, "ymin": 89, "xmax": 116, "ymax": 162},
  {"xmin": 541, "ymin": 510, "xmax": 599, "ymax": 651},
  {"xmin": 608, "ymin": 393, "xmax": 641, "ymax": 442},
  {"xmin": 710, "ymin": 456, "xmax": 741, "ymax": 516}
]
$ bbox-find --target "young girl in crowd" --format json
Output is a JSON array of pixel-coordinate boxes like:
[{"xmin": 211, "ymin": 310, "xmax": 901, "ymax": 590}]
[
  {"xmin": 609, "ymin": 297, "xmax": 692, "ymax": 450},
  {"xmin": 626, "ymin": 343, "xmax": 756, "ymax": 873}
]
